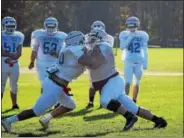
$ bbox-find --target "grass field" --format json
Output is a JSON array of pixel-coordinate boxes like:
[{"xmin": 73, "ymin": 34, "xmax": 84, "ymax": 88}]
[{"xmin": 1, "ymin": 48, "xmax": 183, "ymax": 137}]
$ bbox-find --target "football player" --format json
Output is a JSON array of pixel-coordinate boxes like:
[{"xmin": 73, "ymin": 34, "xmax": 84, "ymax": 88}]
[
  {"xmin": 87, "ymin": 29, "xmax": 167, "ymax": 131},
  {"xmin": 37, "ymin": 29, "xmax": 167, "ymax": 131},
  {"xmin": 2, "ymin": 31, "xmax": 86, "ymax": 132},
  {"xmin": 28, "ymin": 17, "xmax": 67, "ymax": 96},
  {"xmin": 1, "ymin": 16, "xmax": 24, "ymax": 109},
  {"xmin": 119, "ymin": 16, "xmax": 149, "ymax": 103},
  {"xmin": 85, "ymin": 20, "xmax": 114, "ymax": 109}
]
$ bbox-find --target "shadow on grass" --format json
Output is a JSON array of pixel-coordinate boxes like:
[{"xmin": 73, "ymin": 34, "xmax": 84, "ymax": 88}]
[
  {"xmin": 72, "ymin": 127, "xmax": 155, "ymax": 137},
  {"xmin": 61, "ymin": 108, "xmax": 93, "ymax": 118},
  {"xmin": 83, "ymin": 112, "xmax": 118, "ymax": 121},
  {"xmin": 18, "ymin": 130, "xmax": 61, "ymax": 137},
  {"xmin": 1, "ymin": 114, "xmax": 16, "ymax": 119},
  {"xmin": 2, "ymin": 109, "xmax": 15, "ymax": 114}
]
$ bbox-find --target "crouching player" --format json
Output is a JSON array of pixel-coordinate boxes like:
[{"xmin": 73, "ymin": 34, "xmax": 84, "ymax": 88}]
[
  {"xmin": 1, "ymin": 16, "xmax": 24, "ymax": 109},
  {"xmin": 38, "ymin": 30, "xmax": 167, "ymax": 131},
  {"xmin": 87, "ymin": 29, "xmax": 167, "ymax": 130}
]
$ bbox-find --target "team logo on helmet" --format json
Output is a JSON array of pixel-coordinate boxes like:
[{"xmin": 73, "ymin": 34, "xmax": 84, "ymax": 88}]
[{"xmin": 65, "ymin": 31, "xmax": 85, "ymax": 46}]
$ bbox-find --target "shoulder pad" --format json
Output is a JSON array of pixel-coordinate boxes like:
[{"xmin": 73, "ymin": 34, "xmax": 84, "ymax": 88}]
[
  {"xmin": 31, "ymin": 29, "xmax": 45, "ymax": 38},
  {"xmin": 57, "ymin": 31, "xmax": 68, "ymax": 39}
]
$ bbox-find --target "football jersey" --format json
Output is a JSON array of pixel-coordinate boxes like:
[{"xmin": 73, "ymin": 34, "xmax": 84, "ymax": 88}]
[
  {"xmin": 31, "ymin": 29, "xmax": 67, "ymax": 63},
  {"xmin": 119, "ymin": 30, "xmax": 149, "ymax": 63},
  {"xmin": 55, "ymin": 45, "xmax": 86, "ymax": 82},
  {"xmin": 88, "ymin": 42, "xmax": 118, "ymax": 82},
  {"xmin": 1, "ymin": 31, "xmax": 24, "ymax": 62}
]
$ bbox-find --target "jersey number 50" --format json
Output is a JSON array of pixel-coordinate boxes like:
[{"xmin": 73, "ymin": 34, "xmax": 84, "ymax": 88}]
[
  {"xmin": 128, "ymin": 42, "xmax": 141, "ymax": 53},
  {"xmin": 43, "ymin": 42, "xmax": 57, "ymax": 54}
]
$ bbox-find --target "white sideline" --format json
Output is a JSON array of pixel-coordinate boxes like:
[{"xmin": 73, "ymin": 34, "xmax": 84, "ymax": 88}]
[{"xmin": 20, "ymin": 68, "xmax": 183, "ymax": 76}]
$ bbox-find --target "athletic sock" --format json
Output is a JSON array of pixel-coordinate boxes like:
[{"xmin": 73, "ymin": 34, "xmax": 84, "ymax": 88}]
[
  {"xmin": 6, "ymin": 115, "xmax": 19, "ymax": 123},
  {"xmin": 43, "ymin": 113, "xmax": 53, "ymax": 121},
  {"xmin": 151, "ymin": 115, "xmax": 159, "ymax": 122},
  {"xmin": 89, "ymin": 96, "xmax": 94, "ymax": 103}
]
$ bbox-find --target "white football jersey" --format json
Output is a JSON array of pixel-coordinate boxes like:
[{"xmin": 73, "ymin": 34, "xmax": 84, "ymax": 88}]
[
  {"xmin": 2, "ymin": 31, "xmax": 24, "ymax": 62},
  {"xmin": 31, "ymin": 29, "xmax": 67, "ymax": 63},
  {"xmin": 88, "ymin": 42, "xmax": 117, "ymax": 82},
  {"xmin": 55, "ymin": 45, "xmax": 86, "ymax": 82},
  {"xmin": 119, "ymin": 30, "xmax": 149, "ymax": 63}
]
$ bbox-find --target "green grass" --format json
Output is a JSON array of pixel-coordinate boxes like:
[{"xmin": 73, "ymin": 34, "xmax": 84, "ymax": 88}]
[
  {"xmin": 2, "ymin": 74, "xmax": 183, "ymax": 137},
  {"xmin": 20, "ymin": 47, "xmax": 183, "ymax": 72},
  {"xmin": 2, "ymin": 47, "xmax": 183, "ymax": 137}
]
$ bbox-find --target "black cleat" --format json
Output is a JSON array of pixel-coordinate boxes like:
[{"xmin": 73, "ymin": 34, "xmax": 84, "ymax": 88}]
[
  {"xmin": 123, "ymin": 115, "xmax": 138, "ymax": 131},
  {"xmin": 86, "ymin": 102, "xmax": 94, "ymax": 109},
  {"xmin": 154, "ymin": 117, "xmax": 167, "ymax": 128},
  {"xmin": 12, "ymin": 104, "xmax": 19, "ymax": 110},
  {"xmin": 54, "ymin": 103, "xmax": 60, "ymax": 109}
]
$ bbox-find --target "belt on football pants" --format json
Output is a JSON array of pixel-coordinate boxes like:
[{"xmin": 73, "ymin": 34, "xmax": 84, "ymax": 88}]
[
  {"xmin": 48, "ymin": 74, "xmax": 73, "ymax": 96},
  {"xmin": 92, "ymin": 72, "xmax": 119, "ymax": 91}
]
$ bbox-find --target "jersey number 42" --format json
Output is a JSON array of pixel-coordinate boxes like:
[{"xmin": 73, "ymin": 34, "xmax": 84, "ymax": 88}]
[{"xmin": 128, "ymin": 42, "xmax": 141, "ymax": 53}]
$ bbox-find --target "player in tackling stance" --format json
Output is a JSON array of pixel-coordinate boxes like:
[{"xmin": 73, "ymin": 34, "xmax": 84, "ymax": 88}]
[
  {"xmin": 39, "ymin": 29, "xmax": 167, "ymax": 131},
  {"xmin": 85, "ymin": 20, "xmax": 115, "ymax": 108},
  {"xmin": 2, "ymin": 31, "xmax": 138, "ymax": 132},
  {"xmin": 28, "ymin": 17, "xmax": 67, "ymax": 95},
  {"xmin": 1, "ymin": 16, "xmax": 24, "ymax": 109},
  {"xmin": 119, "ymin": 16, "xmax": 148, "ymax": 103}
]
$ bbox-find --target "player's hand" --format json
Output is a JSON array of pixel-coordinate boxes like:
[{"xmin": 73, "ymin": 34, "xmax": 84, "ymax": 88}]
[
  {"xmin": 28, "ymin": 62, "xmax": 34, "ymax": 70},
  {"xmin": 143, "ymin": 66, "xmax": 147, "ymax": 70},
  {"xmin": 50, "ymin": 51, "xmax": 57, "ymax": 57},
  {"xmin": 4, "ymin": 57, "xmax": 13, "ymax": 64},
  {"xmin": 10, "ymin": 54, "xmax": 19, "ymax": 60}
]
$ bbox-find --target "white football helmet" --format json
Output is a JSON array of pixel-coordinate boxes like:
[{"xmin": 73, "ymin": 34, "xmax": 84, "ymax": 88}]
[
  {"xmin": 44, "ymin": 17, "xmax": 58, "ymax": 35},
  {"xmin": 3, "ymin": 16, "xmax": 17, "ymax": 33},
  {"xmin": 91, "ymin": 21, "xmax": 105, "ymax": 31},
  {"xmin": 88, "ymin": 28, "xmax": 107, "ymax": 44},
  {"xmin": 65, "ymin": 31, "xmax": 85, "ymax": 46},
  {"xmin": 125, "ymin": 16, "xmax": 140, "ymax": 32}
]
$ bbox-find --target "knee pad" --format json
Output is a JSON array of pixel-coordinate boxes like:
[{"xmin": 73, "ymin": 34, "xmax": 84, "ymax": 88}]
[
  {"xmin": 18, "ymin": 109, "xmax": 37, "ymax": 121},
  {"xmin": 60, "ymin": 99, "xmax": 76, "ymax": 110},
  {"xmin": 106, "ymin": 99, "xmax": 121, "ymax": 112}
]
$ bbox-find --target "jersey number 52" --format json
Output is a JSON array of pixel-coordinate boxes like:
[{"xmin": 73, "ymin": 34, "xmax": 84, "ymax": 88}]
[{"xmin": 43, "ymin": 42, "xmax": 57, "ymax": 54}]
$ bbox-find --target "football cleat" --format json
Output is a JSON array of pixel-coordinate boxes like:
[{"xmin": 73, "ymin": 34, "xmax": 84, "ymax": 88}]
[
  {"xmin": 154, "ymin": 117, "xmax": 167, "ymax": 128},
  {"xmin": 39, "ymin": 117, "xmax": 50, "ymax": 130},
  {"xmin": 123, "ymin": 115, "xmax": 138, "ymax": 131},
  {"xmin": 86, "ymin": 102, "xmax": 94, "ymax": 109},
  {"xmin": 2, "ymin": 119, "xmax": 12, "ymax": 133},
  {"xmin": 12, "ymin": 104, "xmax": 19, "ymax": 110}
]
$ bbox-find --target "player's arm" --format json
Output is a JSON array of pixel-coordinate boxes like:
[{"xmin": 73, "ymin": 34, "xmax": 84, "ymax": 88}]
[
  {"xmin": 119, "ymin": 32, "xmax": 135, "ymax": 50},
  {"xmin": 28, "ymin": 36, "xmax": 39, "ymax": 69},
  {"xmin": 1, "ymin": 47, "xmax": 14, "ymax": 58},
  {"xmin": 142, "ymin": 33, "xmax": 149, "ymax": 70},
  {"xmin": 10, "ymin": 44, "xmax": 23, "ymax": 60},
  {"xmin": 78, "ymin": 46, "xmax": 106, "ymax": 69}
]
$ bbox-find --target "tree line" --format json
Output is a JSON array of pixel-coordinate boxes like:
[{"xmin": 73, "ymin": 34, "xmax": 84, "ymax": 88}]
[{"xmin": 2, "ymin": 1, "xmax": 183, "ymax": 47}]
